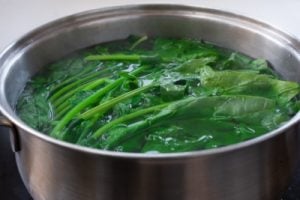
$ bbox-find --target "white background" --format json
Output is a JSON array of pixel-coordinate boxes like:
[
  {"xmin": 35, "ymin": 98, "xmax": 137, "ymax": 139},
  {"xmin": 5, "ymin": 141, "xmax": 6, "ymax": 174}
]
[{"xmin": 1, "ymin": 0, "xmax": 300, "ymax": 51}]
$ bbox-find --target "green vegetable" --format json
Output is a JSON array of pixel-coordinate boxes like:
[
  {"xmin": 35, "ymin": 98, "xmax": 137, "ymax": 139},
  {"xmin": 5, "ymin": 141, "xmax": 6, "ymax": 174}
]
[
  {"xmin": 101, "ymin": 95, "xmax": 283, "ymax": 151},
  {"xmin": 79, "ymin": 83, "xmax": 156, "ymax": 120},
  {"xmin": 51, "ymin": 66, "xmax": 146, "ymax": 138},
  {"xmin": 85, "ymin": 54, "xmax": 162, "ymax": 64},
  {"xmin": 17, "ymin": 36, "xmax": 300, "ymax": 153},
  {"xmin": 130, "ymin": 35, "xmax": 148, "ymax": 50}
]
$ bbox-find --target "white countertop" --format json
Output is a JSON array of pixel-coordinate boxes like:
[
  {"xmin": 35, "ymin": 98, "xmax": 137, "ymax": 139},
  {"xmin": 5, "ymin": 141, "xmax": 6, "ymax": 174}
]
[{"xmin": 1, "ymin": 0, "xmax": 300, "ymax": 52}]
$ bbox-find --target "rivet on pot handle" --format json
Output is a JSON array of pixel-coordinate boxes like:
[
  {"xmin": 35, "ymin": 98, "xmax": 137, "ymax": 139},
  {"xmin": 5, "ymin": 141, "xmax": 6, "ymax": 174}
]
[{"xmin": 0, "ymin": 116, "xmax": 20, "ymax": 152}]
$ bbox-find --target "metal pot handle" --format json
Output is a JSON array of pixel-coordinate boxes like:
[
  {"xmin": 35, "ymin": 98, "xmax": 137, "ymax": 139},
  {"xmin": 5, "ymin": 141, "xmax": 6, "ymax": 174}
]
[{"xmin": 0, "ymin": 115, "xmax": 20, "ymax": 152}]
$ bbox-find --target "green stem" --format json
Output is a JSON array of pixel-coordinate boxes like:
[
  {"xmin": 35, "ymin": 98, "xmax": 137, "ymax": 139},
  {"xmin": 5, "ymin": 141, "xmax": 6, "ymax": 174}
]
[
  {"xmin": 50, "ymin": 66, "xmax": 146, "ymax": 137},
  {"xmin": 55, "ymin": 105, "xmax": 71, "ymax": 120},
  {"xmin": 49, "ymin": 61, "xmax": 101, "ymax": 97},
  {"xmin": 49, "ymin": 63, "xmax": 123, "ymax": 103},
  {"xmin": 92, "ymin": 103, "xmax": 168, "ymax": 138},
  {"xmin": 53, "ymin": 78, "xmax": 107, "ymax": 109},
  {"xmin": 80, "ymin": 83, "xmax": 155, "ymax": 120},
  {"xmin": 51, "ymin": 79, "xmax": 123, "ymax": 137},
  {"xmin": 49, "ymin": 70, "xmax": 104, "ymax": 103},
  {"xmin": 76, "ymin": 115, "xmax": 100, "ymax": 144},
  {"xmin": 85, "ymin": 54, "xmax": 162, "ymax": 64},
  {"xmin": 130, "ymin": 35, "xmax": 148, "ymax": 50},
  {"xmin": 85, "ymin": 54, "xmax": 140, "ymax": 62},
  {"xmin": 102, "ymin": 104, "xmax": 176, "ymax": 149}
]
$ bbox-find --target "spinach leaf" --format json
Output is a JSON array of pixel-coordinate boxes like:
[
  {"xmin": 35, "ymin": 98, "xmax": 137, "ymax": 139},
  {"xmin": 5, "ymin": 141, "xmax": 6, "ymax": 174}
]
[{"xmin": 197, "ymin": 67, "xmax": 300, "ymax": 103}]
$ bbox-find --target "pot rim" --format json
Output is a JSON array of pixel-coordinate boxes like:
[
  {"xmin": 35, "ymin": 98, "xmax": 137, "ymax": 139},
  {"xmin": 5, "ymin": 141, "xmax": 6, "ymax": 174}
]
[{"xmin": 1, "ymin": 4, "xmax": 300, "ymax": 159}]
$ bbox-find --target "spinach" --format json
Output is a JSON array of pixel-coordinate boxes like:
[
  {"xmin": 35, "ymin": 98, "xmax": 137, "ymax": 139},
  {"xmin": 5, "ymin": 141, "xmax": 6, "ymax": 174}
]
[
  {"xmin": 16, "ymin": 36, "xmax": 300, "ymax": 153},
  {"xmin": 17, "ymin": 89, "xmax": 53, "ymax": 132},
  {"xmin": 197, "ymin": 66, "xmax": 300, "ymax": 103}
]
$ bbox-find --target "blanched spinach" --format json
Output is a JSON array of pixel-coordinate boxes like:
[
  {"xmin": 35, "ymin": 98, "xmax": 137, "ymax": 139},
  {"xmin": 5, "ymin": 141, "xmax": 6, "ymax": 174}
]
[{"xmin": 17, "ymin": 36, "xmax": 300, "ymax": 153}]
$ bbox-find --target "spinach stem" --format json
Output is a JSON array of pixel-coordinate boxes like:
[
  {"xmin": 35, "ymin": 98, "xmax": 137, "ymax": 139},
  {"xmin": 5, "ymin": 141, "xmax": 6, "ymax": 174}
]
[
  {"xmin": 51, "ymin": 79, "xmax": 124, "ymax": 137},
  {"xmin": 130, "ymin": 35, "xmax": 148, "ymax": 50},
  {"xmin": 50, "ymin": 66, "xmax": 146, "ymax": 137},
  {"xmin": 49, "ymin": 70, "xmax": 104, "ymax": 103},
  {"xmin": 49, "ymin": 64, "xmax": 123, "ymax": 103},
  {"xmin": 80, "ymin": 83, "xmax": 155, "ymax": 120},
  {"xmin": 55, "ymin": 105, "xmax": 71, "ymax": 119},
  {"xmin": 76, "ymin": 114, "xmax": 100, "ymax": 144},
  {"xmin": 49, "ymin": 58, "xmax": 91, "ymax": 95},
  {"xmin": 85, "ymin": 54, "xmax": 162, "ymax": 64},
  {"xmin": 85, "ymin": 54, "xmax": 140, "ymax": 62},
  {"xmin": 92, "ymin": 103, "xmax": 168, "ymax": 138},
  {"xmin": 53, "ymin": 78, "xmax": 108, "ymax": 109}
]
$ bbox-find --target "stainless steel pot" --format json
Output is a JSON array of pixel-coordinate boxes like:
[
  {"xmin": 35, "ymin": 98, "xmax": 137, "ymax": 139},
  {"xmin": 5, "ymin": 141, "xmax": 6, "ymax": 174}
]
[{"xmin": 1, "ymin": 4, "xmax": 300, "ymax": 200}]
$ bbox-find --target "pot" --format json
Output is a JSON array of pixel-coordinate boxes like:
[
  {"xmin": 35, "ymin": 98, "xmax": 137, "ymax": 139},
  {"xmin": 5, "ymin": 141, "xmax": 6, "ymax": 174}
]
[{"xmin": 1, "ymin": 4, "xmax": 300, "ymax": 200}]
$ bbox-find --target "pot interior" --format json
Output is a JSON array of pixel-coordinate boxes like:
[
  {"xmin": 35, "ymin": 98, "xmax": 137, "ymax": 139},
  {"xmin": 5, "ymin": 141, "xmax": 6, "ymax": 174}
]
[{"xmin": 1, "ymin": 5, "xmax": 300, "ymax": 131}]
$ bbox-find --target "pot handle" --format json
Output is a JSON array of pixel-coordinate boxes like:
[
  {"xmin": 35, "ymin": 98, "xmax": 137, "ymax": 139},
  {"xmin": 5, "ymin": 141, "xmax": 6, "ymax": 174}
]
[{"xmin": 0, "ymin": 115, "xmax": 20, "ymax": 152}]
